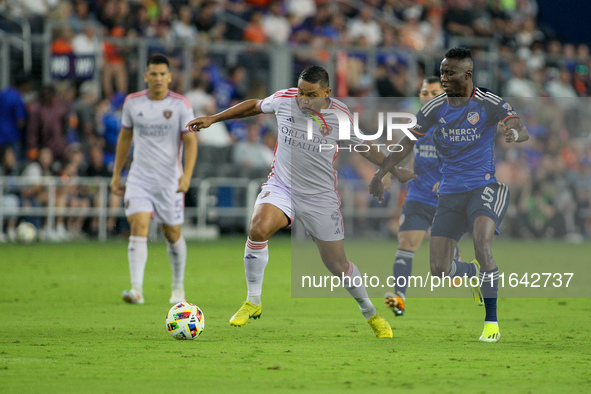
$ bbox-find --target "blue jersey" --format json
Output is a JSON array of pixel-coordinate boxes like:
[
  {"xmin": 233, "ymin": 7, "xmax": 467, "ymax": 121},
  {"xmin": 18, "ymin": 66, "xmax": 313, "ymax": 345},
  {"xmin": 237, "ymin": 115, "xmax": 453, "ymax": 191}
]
[
  {"xmin": 0, "ymin": 87, "xmax": 27, "ymax": 146},
  {"xmin": 406, "ymin": 127, "xmax": 440, "ymax": 207},
  {"xmin": 409, "ymin": 87, "xmax": 519, "ymax": 194}
]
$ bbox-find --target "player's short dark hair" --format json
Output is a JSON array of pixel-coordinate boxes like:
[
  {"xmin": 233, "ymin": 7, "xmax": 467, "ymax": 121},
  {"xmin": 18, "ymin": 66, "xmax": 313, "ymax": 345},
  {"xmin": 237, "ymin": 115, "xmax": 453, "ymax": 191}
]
[
  {"xmin": 299, "ymin": 66, "xmax": 329, "ymax": 87},
  {"xmin": 444, "ymin": 47, "xmax": 472, "ymax": 61},
  {"xmin": 147, "ymin": 54, "xmax": 170, "ymax": 68},
  {"xmin": 423, "ymin": 76, "xmax": 441, "ymax": 85}
]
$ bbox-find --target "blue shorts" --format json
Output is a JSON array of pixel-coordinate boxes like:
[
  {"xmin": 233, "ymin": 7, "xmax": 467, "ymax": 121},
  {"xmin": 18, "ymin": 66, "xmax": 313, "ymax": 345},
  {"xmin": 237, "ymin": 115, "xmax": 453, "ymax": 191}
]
[
  {"xmin": 430, "ymin": 182, "xmax": 510, "ymax": 241},
  {"xmin": 399, "ymin": 200, "xmax": 437, "ymax": 232}
]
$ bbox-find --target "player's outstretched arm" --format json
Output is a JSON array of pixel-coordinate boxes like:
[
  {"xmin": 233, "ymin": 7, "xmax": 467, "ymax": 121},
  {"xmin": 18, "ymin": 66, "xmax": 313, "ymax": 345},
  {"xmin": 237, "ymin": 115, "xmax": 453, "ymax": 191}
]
[
  {"xmin": 368, "ymin": 136, "xmax": 415, "ymax": 202},
  {"xmin": 358, "ymin": 146, "xmax": 417, "ymax": 184},
  {"xmin": 501, "ymin": 118, "xmax": 529, "ymax": 143},
  {"xmin": 186, "ymin": 99, "xmax": 263, "ymax": 132},
  {"xmin": 110, "ymin": 128, "xmax": 133, "ymax": 196},
  {"xmin": 178, "ymin": 132, "xmax": 198, "ymax": 193}
]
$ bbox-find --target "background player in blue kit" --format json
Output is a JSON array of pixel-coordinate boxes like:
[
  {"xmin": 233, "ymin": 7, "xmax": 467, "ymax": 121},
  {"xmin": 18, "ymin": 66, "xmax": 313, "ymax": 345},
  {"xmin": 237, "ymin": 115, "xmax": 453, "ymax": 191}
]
[
  {"xmin": 384, "ymin": 76, "xmax": 451, "ymax": 317},
  {"xmin": 371, "ymin": 48, "xmax": 529, "ymax": 342}
]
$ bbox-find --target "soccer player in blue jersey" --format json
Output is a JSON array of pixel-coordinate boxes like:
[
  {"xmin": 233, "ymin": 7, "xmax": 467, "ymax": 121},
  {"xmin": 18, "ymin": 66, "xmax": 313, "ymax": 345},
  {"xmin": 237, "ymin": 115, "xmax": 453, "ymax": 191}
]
[
  {"xmin": 371, "ymin": 48, "xmax": 529, "ymax": 342},
  {"xmin": 384, "ymin": 76, "xmax": 448, "ymax": 317}
]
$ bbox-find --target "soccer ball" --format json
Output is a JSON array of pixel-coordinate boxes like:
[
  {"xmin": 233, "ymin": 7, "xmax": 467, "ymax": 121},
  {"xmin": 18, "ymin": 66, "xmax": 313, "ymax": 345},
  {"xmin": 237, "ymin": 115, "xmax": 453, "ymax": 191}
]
[
  {"xmin": 16, "ymin": 222, "xmax": 37, "ymax": 243},
  {"xmin": 165, "ymin": 302, "xmax": 205, "ymax": 340}
]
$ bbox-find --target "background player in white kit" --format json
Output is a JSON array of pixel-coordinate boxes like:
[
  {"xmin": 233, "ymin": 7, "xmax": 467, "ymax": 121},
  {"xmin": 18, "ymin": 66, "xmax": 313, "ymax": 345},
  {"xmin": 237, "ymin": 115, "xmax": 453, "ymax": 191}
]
[
  {"xmin": 187, "ymin": 66, "xmax": 415, "ymax": 337},
  {"xmin": 110, "ymin": 55, "xmax": 197, "ymax": 305}
]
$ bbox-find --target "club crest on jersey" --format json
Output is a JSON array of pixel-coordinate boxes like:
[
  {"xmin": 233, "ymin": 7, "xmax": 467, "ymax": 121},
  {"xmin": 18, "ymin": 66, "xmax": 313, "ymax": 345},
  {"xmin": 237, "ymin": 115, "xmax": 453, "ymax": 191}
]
[
  {"xmin": 467, "ymin": 112, "xmax": 479, "ymax": 125},
  {"xmin": 502, "ymin": 102, "xmax": 512, "ymax": 110},
  {"xmin": 163, "ymin": 110, "xmax": 173, "ymax": 119},
  {"xmin": 319, "ymin": 124, "xmax": 333, "ymax": 137}
]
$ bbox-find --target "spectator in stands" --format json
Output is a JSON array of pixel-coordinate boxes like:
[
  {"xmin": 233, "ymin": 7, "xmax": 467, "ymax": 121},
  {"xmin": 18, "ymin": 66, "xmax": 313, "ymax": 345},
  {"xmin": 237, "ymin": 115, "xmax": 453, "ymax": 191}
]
[
  {"xmin": 348, "ymin": 6, "xmax": 382, "ymax": 46},
  {"xmin": 98, "ymin": 92, "xmax": 126, "ymax": 170},
  {"xmin": 69, "ymin": 0, "xmax": 98, "ymax": 34},
  {"xmin": 72, "ymin": 22, "xmax": 101, "ymax": 57},
  {"xmin": 194, "ymin": 1, "xmax": 223, "ymax": 41},
  {"xmin": 232, "ymin": 122, "xmax": 273, "ymax": 175},
  {"xmin": 72, "ymin": 81, "xmax": 101, "ymax": 150},
  {"xmin": 102, "ymin": 26, "xmax": 128, "ymax": 99},
  {"xmin": 243, "ymin": 10, "xmax": 266, "ymax": 43},
  {"xmin": 26, "ymin": 85, "xmax": 71, "ymax": 164},
  {"xmin": 0, "ymin": 72, "xmax": 32, "ymax": 162},
  {"xmin": 20, "ymin": 147, "xmax": 55, "ymax": 235},
  {"xmin": 185, "ymin": 76, "xmax": 232, "ymax": 147},
  {"xmin": 0, "ymin": 147, "xmax": 20, "ymax": 242},
  {"xmin": 471, "ymin": 0, "xmax": 494, "ymax": 37},
  {"xmin": 504, "ymin": 60, "xmax": 539, "ymax": 97},
  {"xmin": 58, "ymin": 144, "xmax": 91, "ymax": 238},
  {"xmin": 292, "ymin": 3, "xmax": 332, "ymax": 44},
  {"xmin": 172, "ymin": 5, "xmax": 198, "ymax": 42},
  {"xmin": 516, "ymin": 16, "xmax": 545, "ymax": 52},
  {"xmin": 398, "ymin": 7, "xmax": 428, "ymax": 50},
  {"xmin": 51, "ymin": 25, "xmax": 75, "ymax": 56},
  {"xmin": 444, "ymin": 0, "xmax": 475, "ymax": 37},
  {"xmin": 214, "ymin": 64, "xmax": 247, "ymax": 111},
  {"xmin": 546, "ymin": 68, "xmax": 578, "ymax": 99},
  {"xmin": 286, "ymin": 0, "xmax": 316, "ymax": 25},
  {"xmin": 83, "ymin": 144, "xmax": 121, "ymax": 236},
  {"xmin": 262, "ymin": 1, "xmax": 291, "ymax": 45},
  {"xmin": 419, "ymin": 9, "xmax": 445, "ymax": 51}
]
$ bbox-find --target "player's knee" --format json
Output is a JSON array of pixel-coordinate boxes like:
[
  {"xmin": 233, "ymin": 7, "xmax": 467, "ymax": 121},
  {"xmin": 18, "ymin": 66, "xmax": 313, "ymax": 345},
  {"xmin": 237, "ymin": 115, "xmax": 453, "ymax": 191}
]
[
  {"xmin": 129, "ymin": 221, "xmax": 149, "ymax": 236},
  {"xmin": 322, "ymin": 258, "xmax": 348, "ymax": 276},
  {"xmin": 430, "ymin": 260, "xmax": 448, "ymax": 276},
  {"xmin": 398, "ymin": 235, "xmax": 420, "ymax": 252},
  {"xmin": 248, "ymin": 225, "xmax": 272, "ymax": 242},
  {"xmin": 163, "ymin": 227, "xmax": 181, "ymax": 243}
]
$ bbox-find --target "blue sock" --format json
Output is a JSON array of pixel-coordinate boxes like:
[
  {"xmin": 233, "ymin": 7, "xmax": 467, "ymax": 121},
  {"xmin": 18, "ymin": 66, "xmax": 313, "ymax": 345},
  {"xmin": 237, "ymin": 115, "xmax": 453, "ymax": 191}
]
[
  {"xmin": 393, "ymin": 249, "xmax": 414, "ymax": 297},
  {"xmin": 447, "ymin": 259, "xmax": 478, "ymax": 278},
  {"xmin": 480, "ymin": 268, "xmax": 499, "ymax": 322}
]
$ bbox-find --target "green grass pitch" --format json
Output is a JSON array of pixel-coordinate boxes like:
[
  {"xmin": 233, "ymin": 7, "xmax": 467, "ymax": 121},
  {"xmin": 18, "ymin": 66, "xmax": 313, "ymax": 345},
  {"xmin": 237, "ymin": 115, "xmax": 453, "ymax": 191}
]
[{"xmin": 1, "ymin": 237, "xmax": 590, "ymax": 393}]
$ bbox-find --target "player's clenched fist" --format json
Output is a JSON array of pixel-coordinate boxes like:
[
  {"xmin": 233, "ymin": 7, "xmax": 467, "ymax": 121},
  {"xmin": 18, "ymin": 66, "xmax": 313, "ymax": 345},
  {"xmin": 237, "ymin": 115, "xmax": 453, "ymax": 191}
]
[
  {"xmin": 186, "ymin": 116, "xmax": 214, "ymax": 132},
  {"xmin": 110, "ymin": 176, "xmax": 125, "ymax": 196}
]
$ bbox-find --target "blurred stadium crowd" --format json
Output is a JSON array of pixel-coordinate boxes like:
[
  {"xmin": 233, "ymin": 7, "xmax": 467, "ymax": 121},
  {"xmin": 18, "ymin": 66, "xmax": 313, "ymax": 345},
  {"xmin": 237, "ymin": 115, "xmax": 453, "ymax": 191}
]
[{"xmin": 0, "ymin": 0, "xmax": 590, "ymax": 241}]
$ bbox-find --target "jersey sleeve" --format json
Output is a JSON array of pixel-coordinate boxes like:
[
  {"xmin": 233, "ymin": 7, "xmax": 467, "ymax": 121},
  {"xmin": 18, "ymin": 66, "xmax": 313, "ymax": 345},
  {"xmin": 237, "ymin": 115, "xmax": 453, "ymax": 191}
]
[
  {"xmin": 492, "ymin": 97, "xmax": 520, "ymax": 124},
  {"xmin": 409, "ymin": 96, "xmax": 441, "ymax": 140},
  {"xmin": 121, "ymin": 97, "xmax": 133, "ymax": 129},
  {"xmin": 259, "ymin": 88, "xmax": 297, "ymax": 114}
]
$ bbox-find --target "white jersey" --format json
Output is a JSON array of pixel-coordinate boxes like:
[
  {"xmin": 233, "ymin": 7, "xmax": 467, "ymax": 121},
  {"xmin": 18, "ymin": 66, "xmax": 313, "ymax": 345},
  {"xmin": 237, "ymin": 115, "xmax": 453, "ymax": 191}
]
[
  {"xmin": 260, "ymin": 88, "xmax": 363, "ymax": 199},
  {"xmin": 122, "ymin": 90, "xmax": 195, "ymax": 188}
]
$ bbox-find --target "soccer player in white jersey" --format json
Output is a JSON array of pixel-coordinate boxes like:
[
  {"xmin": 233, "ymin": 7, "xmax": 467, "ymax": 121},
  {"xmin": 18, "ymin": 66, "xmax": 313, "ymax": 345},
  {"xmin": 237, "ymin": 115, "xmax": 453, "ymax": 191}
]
[
  {"xmin": 110, "ymin": 54, "xmax": 197, "ymax": 305},
  {"xmin": 187, "ymin": 66, "xmax": 415, "ymax": 337}
]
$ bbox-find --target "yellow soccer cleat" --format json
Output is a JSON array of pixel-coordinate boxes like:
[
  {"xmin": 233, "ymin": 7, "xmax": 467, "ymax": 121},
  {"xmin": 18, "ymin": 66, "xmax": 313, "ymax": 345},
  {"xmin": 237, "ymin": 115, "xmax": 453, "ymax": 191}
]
[
  {"xmin": 229, "ymin": 301, "xmax": 262, "ymax": 326},
  {"xmin": 367, "ymin": 313, "xmax": 393, "ymax": 338},
  {"xmin": 479, "ymin": 322, "xmax": 501, "ymax": 342},
  {"xmin": 470, "ymin": 259, "xmax": 484, "ymax": 306}
]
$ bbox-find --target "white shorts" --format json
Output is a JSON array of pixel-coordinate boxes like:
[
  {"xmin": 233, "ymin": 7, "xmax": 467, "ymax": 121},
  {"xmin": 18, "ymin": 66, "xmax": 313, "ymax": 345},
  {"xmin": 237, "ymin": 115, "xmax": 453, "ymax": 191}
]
[
  {"xmin": 124, "ymin": 182, "xmax": 184, "ymax": 225},
  {"xmin": 254, "ymin": 176, "xmax": 293, "ymax": 227},
  {"xmin": 255, "ymin": 176, "xmax": 344, "ymax": 241}
]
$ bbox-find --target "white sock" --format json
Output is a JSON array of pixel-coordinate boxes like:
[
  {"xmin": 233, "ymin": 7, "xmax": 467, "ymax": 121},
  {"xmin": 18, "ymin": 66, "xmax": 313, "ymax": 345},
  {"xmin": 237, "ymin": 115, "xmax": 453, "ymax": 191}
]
[
  {"xmin": 244, "ymin": 238, "xmax": 269, "ymax": 305},
  {"xmin": 344, "ymin": 261, "xmax": 376, "ymax": 319},
  {"xmin": 167, "ymin": 236, "xmax": 187, "ymax": 290},
  {"xmin": 128, "ymin": 235, "xmax": 148, "ymax": 294}
]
